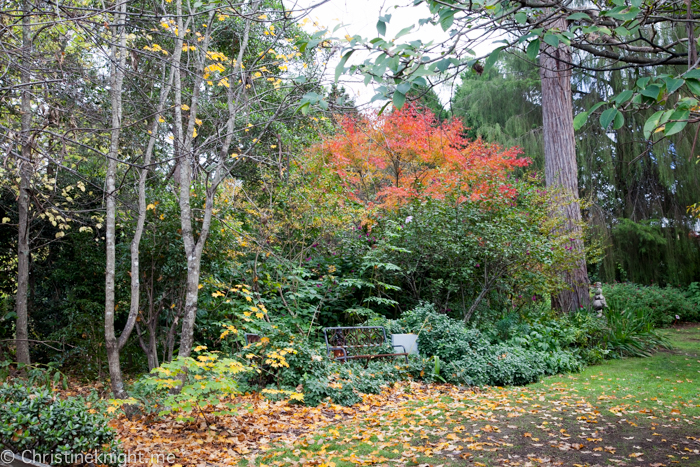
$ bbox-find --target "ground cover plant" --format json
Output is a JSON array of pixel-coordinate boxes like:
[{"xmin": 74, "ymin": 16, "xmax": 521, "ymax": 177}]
[{"xmin": 0, "ymin": 383, "xmax": 121, "ymax": 466}]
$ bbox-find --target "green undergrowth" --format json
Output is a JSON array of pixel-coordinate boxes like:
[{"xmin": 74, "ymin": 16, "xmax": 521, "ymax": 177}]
[{"xmin": 241, "ymin": 326, "xmax": 700, "ymax": 467}]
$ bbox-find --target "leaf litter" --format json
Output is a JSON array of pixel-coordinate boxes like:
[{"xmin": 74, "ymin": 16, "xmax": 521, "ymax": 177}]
[{"xmin": 110, "ymin": 379, "xmax": 700, "ymax": 466}]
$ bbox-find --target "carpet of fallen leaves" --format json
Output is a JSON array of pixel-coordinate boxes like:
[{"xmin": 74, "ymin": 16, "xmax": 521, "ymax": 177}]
[
  {"xmin": 109, "ymin": 380, "xmax": 700, "ymax": 467},
  {"xmin": 109, "ymin": 327, "xmax": 700, "ymax": 467}
]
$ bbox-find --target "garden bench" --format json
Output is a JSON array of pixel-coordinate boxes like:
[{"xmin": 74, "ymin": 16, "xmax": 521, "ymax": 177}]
[{"xmin": 323, "ymin": 326, "xmax": 408, "ymax": 363}]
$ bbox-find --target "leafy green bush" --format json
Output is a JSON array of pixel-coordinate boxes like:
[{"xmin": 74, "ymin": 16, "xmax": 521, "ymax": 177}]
[
  {"xmin": 391, "ymin": 303, "xmax": 585, "ymax": 386},
  {"xmin": 132, "ymin": 348, "xmax": 248, "ymax": 422},
  {"xmin": 300, "ymin": 360, "xmax": 405, "ymax": 406},
  {"xmin": 602, "ymin": 306, "xmax": 670, "ymax": 358},
  {"xmin": 0, "ymin": 383, "xmax": 120, "ymax": 466},
  {"xmin": 603, "ymin": 282, "xmax": 700, "ymax": 325}
]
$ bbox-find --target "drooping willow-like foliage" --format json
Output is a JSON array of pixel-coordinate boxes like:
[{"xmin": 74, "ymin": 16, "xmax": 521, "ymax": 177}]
[{"xmin": 452, "ymin": 53, "xmax": 700, "ymax": 285}]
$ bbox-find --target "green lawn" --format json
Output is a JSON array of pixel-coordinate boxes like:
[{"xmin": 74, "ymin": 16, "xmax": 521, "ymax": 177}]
[{"xmin": 247, "ymin": 326, "xmax": 700, "ymax": 467}]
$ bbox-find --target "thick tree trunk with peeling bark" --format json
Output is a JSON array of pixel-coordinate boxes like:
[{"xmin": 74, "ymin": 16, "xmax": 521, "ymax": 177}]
[
  {"xmin": 15, "ymin": 0, "xmax": 33, "ymax": 367},
  {"xmin": 539, "ymin": 15, "xmax": 590, "ymax": 312}
]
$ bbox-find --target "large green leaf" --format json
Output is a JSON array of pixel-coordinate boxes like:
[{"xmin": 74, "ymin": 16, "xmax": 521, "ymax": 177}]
[
  {"xmin": 543, "ymin": 33, "xmax": 559, "ymax": 47},
  {"xmin": 393, "ymin": 91, "xmax": 406, "ymax": 109},
  {"xmin": 599, "ymin": 108, "xmax": 618, "ymax": 129},
  {"xmin": 663, "ymin": 77, "xmax": 685, "ymax": 94},
  {"xmin": 335, "ymin": 50, "xmax": 354, "ymax": 82},
  {"xmin": 685, "ymin": 78, "xmax": 700, "ymax": 96},
  {"xmin": 573, "ymin": 111, "xmax": 589, "ymax": 130},
  {"xmin": 566, "ymin": 12, "xmax": 591, "ymax": 20},
  {"xmin": 526, "ymin": 39, "xmax": 540, "ymax": 61},
  {"xmin": 664, "ymin": 110, "xmax": 690, "ymax": 136},
  {"xmin": 483, "ymin": 48, "xmax": 502, "ymax": 72}
]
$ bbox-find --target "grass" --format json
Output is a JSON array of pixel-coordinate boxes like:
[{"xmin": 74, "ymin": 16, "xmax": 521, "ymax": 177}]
[{"xmin": 245, "ymin": 325, "xmax": 700, "ymax": 467}]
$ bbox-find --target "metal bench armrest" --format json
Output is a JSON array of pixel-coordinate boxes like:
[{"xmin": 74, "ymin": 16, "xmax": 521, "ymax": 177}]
[{"xmin": 391, "ymin": 344, "xmax": 409, "ymax": 362}]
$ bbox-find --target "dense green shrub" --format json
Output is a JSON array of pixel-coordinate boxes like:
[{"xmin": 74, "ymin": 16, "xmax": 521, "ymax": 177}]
[
  {"xmin": 388, "ymin": 303, "xmax": 585, "ymax": 386},
  {"xmin": 0, "ymin": 383, "xmax": 120, "ymax": 466},
  {"xmin": 603, "ymin": 282, "xmax": 700, "ymax": 325},
  {"xmin": 602, "ymin": 306, "xmax": 670, "ymax": 358}
]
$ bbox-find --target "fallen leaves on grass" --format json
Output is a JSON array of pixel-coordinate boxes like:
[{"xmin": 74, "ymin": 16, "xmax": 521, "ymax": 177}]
[{"xmin": 107, "ymin": 378, "xmax": 700, "ymax": 467}]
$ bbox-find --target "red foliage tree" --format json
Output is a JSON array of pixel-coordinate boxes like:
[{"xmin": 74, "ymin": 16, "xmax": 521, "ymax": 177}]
[{"xmin": 311, "ymin": 105, "xmax": 530, "ymax": 208}]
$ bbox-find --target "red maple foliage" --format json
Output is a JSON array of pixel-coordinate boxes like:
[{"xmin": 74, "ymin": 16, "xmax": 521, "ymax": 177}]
[{"xmin": 311, "ymin": 105, "xmax": 530, "ymax": 208}]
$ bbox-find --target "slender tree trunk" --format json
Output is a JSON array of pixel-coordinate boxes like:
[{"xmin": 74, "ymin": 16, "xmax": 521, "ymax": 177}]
[
  {"xmin": 104, "ymin": 0, "xmax": 129, "ymax": 399},
  {"xmin": 119, "ymin": 64, "xmax": 177, "ymax": 352},
  {"xmin": 173, "ymin": 2, "xmax": 256, "ymax": 362},
  {"xmin": 171, "ymin": 0, "xmax": 199, "ymax": 361},
  {"xmin": 15, "ymin": 0, "xmax": 33, "ymax": 367},
  {"xmin": 539, "ymin": 15, "xmax": 590, "ymax": 312}
]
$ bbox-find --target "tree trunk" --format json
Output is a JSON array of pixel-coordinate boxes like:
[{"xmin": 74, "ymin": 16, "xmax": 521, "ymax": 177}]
[
  {"xmin": 119, "ymin": 58, "xmax": 177, "ymax": 353},
  {"xmin": 15, "ymin": 0, "xmax": 33, "ymax": 367},
  {"xmin": 173, "ymin": 2, "xmax": 255, "ymax": 363},
  {"xmin": 104, "ymin": 0, "xmax": 129, "ymax": 399},
  {"xmin": 539, "ymin": 15, "xmax": 590, "ymax": 312}
]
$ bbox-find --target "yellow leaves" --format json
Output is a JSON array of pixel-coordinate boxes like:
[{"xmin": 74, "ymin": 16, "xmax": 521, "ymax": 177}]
[
  {"xmin": 211, "ymin": 290, "xmax": 225, "ymax": 298},
  {"xmin": 143, "ymin": 43, "xmax": 168, "ymax": 55},
  {"xmin": 195, "ymin": 118, "xmax": 202, "ymax": 126},
  {"xmin": 257, "ymin": 14, "xmax": 267, "ymax": 19},
  {"xmin": 192, "ymin": 127, "xmax": 198, "ymax": 138},
  {"xmin": 106, "ymin": 406, "xmax": 118, "ymax": 414},
  {"xmin": 193, "ymin": 345, "xmax": 208, "ymax": 352},
  {"xmin": 1, "ymin": 217, "xmax": 9, "ymax": 224},
  {"xmin": 198, "ymin": 284, "xmax": 204, "ymax": 289},
  {"xmin": 146, "ymin": 203, "xmax": 156, "ymax": 211},
  {"xmin": 158, "ymin": 116, "xmax": 165, "ymax": 123},
  {"xmin": 206, "ymin": 51, "xmax": 228, "ymax": 61},
  {"xmin": 205, "ymin": 63, "xmax": 225, "ymax": 73},
  {"xmin": 181, "ymin": 104, "xmax": 190, "ymax": 111},
  {"xmin": 218, "ymin": 77, "xmax": 230, "ymax": 88},
  {"xmin": 219, "ymin": 325, "xmax": 238, "ymax": 339}
]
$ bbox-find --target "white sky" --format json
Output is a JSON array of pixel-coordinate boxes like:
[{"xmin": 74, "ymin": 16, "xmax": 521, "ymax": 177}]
[{"xmin": 291, "ymin": 0, "xmax": 459, "ymax": 108}]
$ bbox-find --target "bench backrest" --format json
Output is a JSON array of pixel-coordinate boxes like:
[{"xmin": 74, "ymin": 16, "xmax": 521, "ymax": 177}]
[{"xmin": 323, "ymin": 326, "xmax": 388, "ymax": 357}]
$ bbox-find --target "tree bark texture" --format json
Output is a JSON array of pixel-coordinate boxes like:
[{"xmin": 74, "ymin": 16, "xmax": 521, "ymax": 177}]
[
  {"xmin": 539, "ymin": 15, "xmax": 590, "ymax": 312},
  {"xmin": 104, "ymin": 0, "xmax": 129, "ymax": 399},
  {"xmin": 15, "ymin": 0, "xmax": 33, "ymax": 367}
]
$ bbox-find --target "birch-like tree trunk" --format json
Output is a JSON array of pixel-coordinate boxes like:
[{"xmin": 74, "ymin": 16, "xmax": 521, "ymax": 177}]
[
  {"xmin": 104, "ymin": 0, "xmax": 129, "ymax": 399},
  {"xmin": 15, "ymin": 0, "xmax": 33, "ymax": 367},
  {"xmin": 539, "ymin": 15, "xmax": 590, "ymax": 312},
  {"xmin": 174, "ymin": 1, "xmax": 256, "ymax": 361},
  {"xmin": 118, "ymin": 65, "xmax": 177, "ymax": 353}
]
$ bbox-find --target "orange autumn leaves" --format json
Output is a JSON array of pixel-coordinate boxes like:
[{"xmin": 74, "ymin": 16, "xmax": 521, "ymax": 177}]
[{"xmin": 311, "ymin": 105, "xmax": 530, "ymax": 209}]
